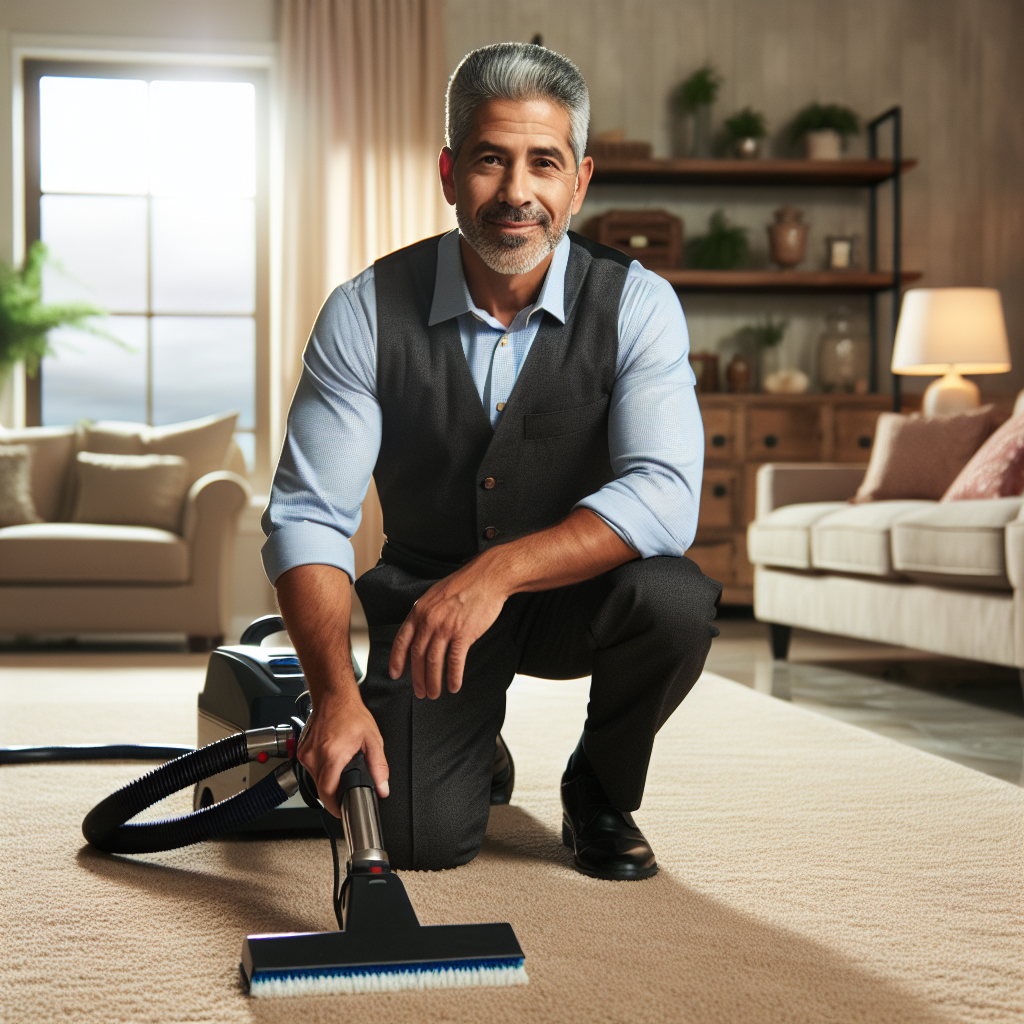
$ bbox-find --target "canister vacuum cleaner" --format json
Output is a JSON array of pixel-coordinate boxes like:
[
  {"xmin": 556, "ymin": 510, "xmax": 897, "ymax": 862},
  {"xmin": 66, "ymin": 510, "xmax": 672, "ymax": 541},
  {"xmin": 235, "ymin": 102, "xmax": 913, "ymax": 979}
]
[{"xmin": 5, "ymin": 616, "xmax": 527, "ymax": 996}]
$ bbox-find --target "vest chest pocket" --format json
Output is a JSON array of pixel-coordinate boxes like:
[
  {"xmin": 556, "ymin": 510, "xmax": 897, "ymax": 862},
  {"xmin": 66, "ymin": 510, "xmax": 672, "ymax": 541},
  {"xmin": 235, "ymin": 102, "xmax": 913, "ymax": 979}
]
[{"xmin": 523, "ymin": 397, "xmax": 609, "ymax": 440}]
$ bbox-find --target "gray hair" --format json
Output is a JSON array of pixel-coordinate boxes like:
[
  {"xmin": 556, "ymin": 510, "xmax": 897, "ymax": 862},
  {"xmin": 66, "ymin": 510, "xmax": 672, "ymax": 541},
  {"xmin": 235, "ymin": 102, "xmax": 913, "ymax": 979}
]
[{"xmin": 446, "ymin": 43, "xmax": 590, "ymax": 168}]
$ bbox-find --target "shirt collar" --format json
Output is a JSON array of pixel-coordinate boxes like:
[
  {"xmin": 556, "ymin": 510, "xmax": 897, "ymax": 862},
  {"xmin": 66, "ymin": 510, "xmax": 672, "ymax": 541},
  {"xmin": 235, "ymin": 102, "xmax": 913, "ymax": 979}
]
[{"xmin": 428, "ymin": 228, "xmax": 569, "ymax": 328}]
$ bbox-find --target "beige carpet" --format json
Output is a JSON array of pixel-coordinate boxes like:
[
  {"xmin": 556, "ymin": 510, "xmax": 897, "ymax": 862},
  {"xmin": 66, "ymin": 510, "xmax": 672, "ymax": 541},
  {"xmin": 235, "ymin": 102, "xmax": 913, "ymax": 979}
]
[{"xmin": 1, "ymin": 655, "xmax": 1021, "ymax": 1024}]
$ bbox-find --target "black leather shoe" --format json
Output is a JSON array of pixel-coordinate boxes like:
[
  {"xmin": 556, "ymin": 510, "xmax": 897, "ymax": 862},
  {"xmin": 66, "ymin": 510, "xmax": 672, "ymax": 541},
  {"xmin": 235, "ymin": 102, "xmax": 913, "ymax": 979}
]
[
  {"xmin": 561, "ymin": 766, "xmax": 658, "ymax": 881},
  {"xmin": 490, "ymin": 733, "xmax": 515, "ymax": 805}
]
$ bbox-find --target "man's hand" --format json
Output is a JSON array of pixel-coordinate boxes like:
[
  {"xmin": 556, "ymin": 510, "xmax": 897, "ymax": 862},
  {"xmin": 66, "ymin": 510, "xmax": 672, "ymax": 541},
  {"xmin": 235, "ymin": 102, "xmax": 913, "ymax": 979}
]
[
  {"xmin": 296, "ymin": 689, "xmax": 389, "ymax": 817},
  {"xmin": 389, "ymin": 560, "xmax": 509, "ymax": 699},
  {"xmin": 275, "ymin": 563, "xmax": 389, "ymax": 815},
  {"xmin": 389, "ymin": 508, "xmax": 638, "ymax": 699}
]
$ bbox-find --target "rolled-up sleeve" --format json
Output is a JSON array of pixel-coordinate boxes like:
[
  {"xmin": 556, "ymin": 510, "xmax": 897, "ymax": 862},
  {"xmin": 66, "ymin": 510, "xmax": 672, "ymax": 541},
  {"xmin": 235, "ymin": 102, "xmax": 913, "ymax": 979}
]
[
  {"xmin": 261, "ymin": 269, "xmax": 382, "ymax": 585},
  {"xmin": 575, "ymin": 265, "xmax": 703, "ymax": 557}
]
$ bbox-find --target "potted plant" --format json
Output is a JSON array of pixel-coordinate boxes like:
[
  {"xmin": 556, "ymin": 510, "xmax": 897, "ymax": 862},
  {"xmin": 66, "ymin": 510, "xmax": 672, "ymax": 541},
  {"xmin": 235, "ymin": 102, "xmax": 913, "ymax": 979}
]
[
  {"xmin": 686, "ymin": 210, "xmax": 748, "ymax": 269},
  {"xmin": 789, "ymin": 103, "xmax": 860, "ymax": 160},
  {"xmin": 723, "ymin": 107, "xmax": 767, "ymax": 159},
  {"xmin": 672, "ymin": 65, "xmax": 722, "ymax": 158},
  {"xmin": 0, "ymin": 242, "xmax": 108, "ymax": 385}
]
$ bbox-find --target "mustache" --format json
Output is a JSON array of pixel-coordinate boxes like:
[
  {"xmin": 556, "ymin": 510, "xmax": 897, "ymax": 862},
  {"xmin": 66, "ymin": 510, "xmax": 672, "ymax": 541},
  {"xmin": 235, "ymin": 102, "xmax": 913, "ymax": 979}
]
[{"xmin": 479, "ymin": 202, "xmax": 552, "ymax": 228}]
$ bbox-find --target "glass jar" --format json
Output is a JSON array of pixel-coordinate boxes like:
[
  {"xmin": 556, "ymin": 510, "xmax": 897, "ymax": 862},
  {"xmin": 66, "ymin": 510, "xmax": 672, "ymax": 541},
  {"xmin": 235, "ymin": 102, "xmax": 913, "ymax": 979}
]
[{"xmin": 818, "ymin": 310, "xmax": 870, "ymax": 394}]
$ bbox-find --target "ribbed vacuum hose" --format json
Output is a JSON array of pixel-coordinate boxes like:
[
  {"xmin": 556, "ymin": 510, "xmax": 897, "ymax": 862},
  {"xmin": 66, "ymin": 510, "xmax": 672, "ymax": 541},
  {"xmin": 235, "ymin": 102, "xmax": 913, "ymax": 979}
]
[{"xmin": 82, "ymin": 733, "xmax": 294, "ymax": 855}]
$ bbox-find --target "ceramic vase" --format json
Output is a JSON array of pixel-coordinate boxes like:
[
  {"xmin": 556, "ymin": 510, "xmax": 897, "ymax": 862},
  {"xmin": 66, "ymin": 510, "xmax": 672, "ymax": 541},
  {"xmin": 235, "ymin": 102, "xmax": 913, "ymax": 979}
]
[
  {"xmin": 726, "ymin": 353, "xmax": 752, "ymax": 393},
  {"xmin": 733, "ymin": 136, "xmax": 760, "ymax": 159},
  {"xmin": 768, "ymin": 206, "xmax": 809, "ymax": 269},
  {"xmin": 806, "ymin": 129, "xmax": 841, "ymax": 160},
  {"xmin": 690, "ymin": 103, "xmax": 713, "ymax": 158}
]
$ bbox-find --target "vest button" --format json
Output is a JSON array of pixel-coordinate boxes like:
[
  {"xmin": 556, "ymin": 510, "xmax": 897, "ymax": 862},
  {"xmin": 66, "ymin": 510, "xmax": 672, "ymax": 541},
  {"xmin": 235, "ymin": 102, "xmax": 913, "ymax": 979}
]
[
  {"xmin": 482, "ymin": 476, "xmax": 496, "ymax": 489},
  {"xmin": 483, "ymin": 527, "xmax": 499, "ymax": 540}
]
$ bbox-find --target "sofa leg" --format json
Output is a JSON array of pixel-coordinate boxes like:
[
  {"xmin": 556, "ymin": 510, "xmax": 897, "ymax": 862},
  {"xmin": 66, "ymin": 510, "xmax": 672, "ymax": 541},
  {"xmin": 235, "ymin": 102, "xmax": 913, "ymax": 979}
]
[
  {"xmin": 187, "ymin": 635, "xmax": 223, "ymax": 653},
  {"xmin": 768, "ymin": 624, "xmax": 792, "ymax": 661}
]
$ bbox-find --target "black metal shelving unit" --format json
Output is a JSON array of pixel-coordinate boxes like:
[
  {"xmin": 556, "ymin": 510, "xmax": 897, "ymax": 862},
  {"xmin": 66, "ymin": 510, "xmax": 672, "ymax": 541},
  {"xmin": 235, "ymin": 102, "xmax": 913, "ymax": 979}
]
[{"xmin": 589, "ymin": 107, "xmax": 914, "ymax": 409}]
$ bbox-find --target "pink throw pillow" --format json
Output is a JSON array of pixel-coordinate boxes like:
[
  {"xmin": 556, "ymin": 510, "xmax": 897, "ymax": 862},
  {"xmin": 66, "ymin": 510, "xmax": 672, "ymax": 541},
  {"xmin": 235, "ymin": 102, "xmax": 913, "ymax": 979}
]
[
  {"xmin": 851, "ymin": 405, "xmax": 996, "ymax": 503},
  {"xmin": 942, "ymin": 413, "xmax": 1024, "ymax": 501}
]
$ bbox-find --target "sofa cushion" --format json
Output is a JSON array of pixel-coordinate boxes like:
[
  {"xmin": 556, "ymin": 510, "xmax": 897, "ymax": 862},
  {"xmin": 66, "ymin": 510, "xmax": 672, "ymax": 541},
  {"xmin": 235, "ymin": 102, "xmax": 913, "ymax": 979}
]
[
  {"xmin": 0, "ymin": 426, "xmax": 75, "ymax": 521},
  {"xmin": 890, "ymin": 497, "xmax": 1022, "ymax": 591},
  {"xmin": 851, "ymin": 407, "xmax": 997, "ymax": 502},
  {"xmin": 0, "ymin": 523, "xmax": 189, "ymax": 583},
  {"xmin": 80, "ymin": 411, "xmax": 238, "ymax": 490},
  {"xmin": 942, "ymin": 414, "xmax": 1024, "ymax": 501},
  {"xmin": 72, "ymin": 452, "xmax": 189, "ymax": 532},
  {"xmin": 747, "ymin": 502, "xmax": 850, "ymax": 569},
  {"xmin": 811, "ymin": 501, "xmax": 934, "ymax": 577},
  {"xmin": 0, "ymin": 445, "xmax": 41, "ymax": 526}
]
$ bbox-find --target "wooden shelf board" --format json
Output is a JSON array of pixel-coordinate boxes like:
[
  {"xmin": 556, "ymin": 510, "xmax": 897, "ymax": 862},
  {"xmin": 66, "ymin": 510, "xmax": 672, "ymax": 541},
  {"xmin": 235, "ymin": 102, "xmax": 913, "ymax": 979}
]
[
  {"xmin": 590, "ymin": 157, "xmax": 917, "ymax": 186},
  {"xmin": 657, "ymin": 269, "xmax": 922, "ymax": 292}
]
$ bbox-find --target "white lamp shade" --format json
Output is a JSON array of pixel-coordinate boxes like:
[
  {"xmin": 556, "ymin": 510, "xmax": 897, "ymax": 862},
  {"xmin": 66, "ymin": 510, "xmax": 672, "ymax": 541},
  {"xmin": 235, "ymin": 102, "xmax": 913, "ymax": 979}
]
[{"xmin": 891, "ymin": 288, "xmax": 1011, "ymax": 375}]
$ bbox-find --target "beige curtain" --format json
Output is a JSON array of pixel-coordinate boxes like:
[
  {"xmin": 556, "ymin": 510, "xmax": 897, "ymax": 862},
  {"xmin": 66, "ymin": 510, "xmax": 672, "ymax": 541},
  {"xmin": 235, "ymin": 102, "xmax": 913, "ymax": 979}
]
[{"xmin": 279, "ymin": 0, "xmax": 455, "ymax": 579}]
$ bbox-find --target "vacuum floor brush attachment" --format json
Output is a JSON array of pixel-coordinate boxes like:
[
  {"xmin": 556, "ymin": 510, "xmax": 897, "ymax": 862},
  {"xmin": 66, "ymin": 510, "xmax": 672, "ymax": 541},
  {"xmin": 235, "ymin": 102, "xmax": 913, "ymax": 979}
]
[{"xmin": 241, "ymin": 752, "xmax": 528, "ymax": 996}]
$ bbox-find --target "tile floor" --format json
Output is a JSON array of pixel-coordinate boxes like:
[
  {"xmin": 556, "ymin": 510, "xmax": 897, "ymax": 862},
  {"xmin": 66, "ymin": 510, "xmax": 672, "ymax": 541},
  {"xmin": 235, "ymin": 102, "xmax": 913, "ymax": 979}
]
[{"xmin": 707, "ymin": 611, "xmax": 1024, "ymax": 787}]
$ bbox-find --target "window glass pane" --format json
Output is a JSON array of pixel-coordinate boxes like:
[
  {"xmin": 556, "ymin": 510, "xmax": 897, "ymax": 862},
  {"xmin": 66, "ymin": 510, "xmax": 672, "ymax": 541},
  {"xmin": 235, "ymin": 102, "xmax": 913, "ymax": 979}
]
[
  {"xmin": 42, "ymin": 317, "xmax": 147, "ymax": 425},
  {"xmin": 151, "ymin": 316, "xmax": 255, "ymax": 428},
  {"xmin": 150, "ymin": 81, "xmax": 255, "ymax": 198},
  {"xmin": 151, "ymin": 198, "xmax": 255, "ymax": 313},
  {"xmin": 233, "ymin": 432, "xmax": 255, "ymax": 472},
  {"xmin": 40, "ymin": 194, "xmax": 147, "ymax": 311},
  {"xmin": 40, "ymin": 77, "xmax": 148, "ymax": 195}
]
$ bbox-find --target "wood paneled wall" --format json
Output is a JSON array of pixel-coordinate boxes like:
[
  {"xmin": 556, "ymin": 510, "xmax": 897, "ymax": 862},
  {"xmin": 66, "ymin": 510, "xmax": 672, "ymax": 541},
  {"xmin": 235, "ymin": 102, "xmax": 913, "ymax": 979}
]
[{"xmin": 446, "ymin": 0, "xmax": 1024, "ymax": 396}]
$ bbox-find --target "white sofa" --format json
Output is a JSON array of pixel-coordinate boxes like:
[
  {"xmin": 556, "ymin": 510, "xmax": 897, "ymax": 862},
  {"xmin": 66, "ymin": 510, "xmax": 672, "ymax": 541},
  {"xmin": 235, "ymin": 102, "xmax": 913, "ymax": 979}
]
[
  {"xmin": 747, "ymin": 458, "xmax": 1024, "ymax": 687},
  {"xmin": 0, "ymin": 420, "xmax": 250, "ymax": 648}
]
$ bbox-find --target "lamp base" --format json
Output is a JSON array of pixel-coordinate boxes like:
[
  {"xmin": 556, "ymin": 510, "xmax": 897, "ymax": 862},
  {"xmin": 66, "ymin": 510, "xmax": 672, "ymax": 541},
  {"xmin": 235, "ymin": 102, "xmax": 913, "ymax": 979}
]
[{"xmin": 922, "ymin": 372, "xmax": 980, "ymax": 416}]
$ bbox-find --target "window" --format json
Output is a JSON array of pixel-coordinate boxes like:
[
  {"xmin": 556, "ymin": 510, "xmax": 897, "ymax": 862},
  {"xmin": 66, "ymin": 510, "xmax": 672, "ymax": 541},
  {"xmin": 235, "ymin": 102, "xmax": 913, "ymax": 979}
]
[{"xmin": 24, "ymin": 61, "xmax": 268, "ymax": 472}]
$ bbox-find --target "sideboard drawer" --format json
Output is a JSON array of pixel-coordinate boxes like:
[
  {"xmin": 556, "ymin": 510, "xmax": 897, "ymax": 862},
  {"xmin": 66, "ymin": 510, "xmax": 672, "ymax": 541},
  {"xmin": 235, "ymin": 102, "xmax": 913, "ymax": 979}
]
[
  {"xmin": 834, "ymin": 408, "xmax": 882, "ymax": 461},
  {"xmin": 702, "ymin": 407, "xmax": 734, "ymax": 459},
  {"xmin": 699, "ymin": 468, "xmax": 737, "ymax": 528},
  {"xmin": 687, "ymin": 541, "xmax": 734, "ymax": 586},
  {"xmin": 747, "ymin": 406, "xmax": 820, "ymax": 460}
]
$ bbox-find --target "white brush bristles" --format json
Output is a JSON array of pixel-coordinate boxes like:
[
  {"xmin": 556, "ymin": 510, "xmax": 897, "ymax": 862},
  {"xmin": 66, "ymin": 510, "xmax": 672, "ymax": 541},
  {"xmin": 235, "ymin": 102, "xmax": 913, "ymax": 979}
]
[{"xmin": 250, "ymin": 962, "xmax": 529, "ymax": 997}]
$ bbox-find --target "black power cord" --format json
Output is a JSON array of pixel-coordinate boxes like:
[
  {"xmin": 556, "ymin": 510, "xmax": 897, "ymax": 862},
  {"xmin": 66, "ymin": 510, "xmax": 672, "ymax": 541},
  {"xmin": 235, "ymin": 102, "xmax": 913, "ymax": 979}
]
[{"xmin": 0, "ymin": 744, "xmax": 193, "ymax": 765}]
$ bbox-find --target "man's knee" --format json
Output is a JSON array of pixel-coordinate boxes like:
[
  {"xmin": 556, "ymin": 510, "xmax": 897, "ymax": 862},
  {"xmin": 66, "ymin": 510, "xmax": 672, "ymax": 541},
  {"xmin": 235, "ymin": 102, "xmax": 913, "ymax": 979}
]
[
  {"xmin": 379, "ymin": 791, "xmax": 487, "ymax": 871},
  {"xmin": 594, "ymin": 555, "xmax": 721, "ymax": 653}
]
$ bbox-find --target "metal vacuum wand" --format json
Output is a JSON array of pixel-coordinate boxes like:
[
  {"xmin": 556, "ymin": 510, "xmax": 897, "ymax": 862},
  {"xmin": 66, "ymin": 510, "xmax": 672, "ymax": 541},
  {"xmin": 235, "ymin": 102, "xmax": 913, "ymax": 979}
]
[{"xmin": 340, "ymin": 778, "xmax": 388, "ymax": 870}]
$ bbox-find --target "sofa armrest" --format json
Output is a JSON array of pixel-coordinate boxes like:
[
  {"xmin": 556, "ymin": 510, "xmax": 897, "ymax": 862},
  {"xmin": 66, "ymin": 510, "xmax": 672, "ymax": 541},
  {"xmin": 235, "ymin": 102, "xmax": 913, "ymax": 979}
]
[
  {"xmin": 1006, "ymin": 505, "xmax": 1024, "ymax": 592},
  {"xmin": 755, "ymin": 463, "xmax": 867, "ymax": 520},
  {"xmin": 183, "ymin": 471, "xmax": 252, "ymax": 542}
]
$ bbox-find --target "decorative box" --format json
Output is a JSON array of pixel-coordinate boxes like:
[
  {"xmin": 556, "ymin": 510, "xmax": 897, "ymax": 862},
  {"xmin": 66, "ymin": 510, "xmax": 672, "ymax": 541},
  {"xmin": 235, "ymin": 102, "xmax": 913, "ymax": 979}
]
[{"xmin": 584, "ymin": 209, "xmax": 683, "ymax": 269}]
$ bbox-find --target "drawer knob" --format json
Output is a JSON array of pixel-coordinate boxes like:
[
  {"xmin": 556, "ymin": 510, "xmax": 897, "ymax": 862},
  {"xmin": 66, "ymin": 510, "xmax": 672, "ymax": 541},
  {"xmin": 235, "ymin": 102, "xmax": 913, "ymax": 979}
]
[
  {"xmin": 711, "ymin": 434, "xmax": 727, "ymax": 447},
  {"xmin": 763, "ymin": 434, "xmax": 778, "ymax": 448},
  {"xmin": 858, "ymin": 435, "xmax": 872, "ymax": 449},
  {"xmin": 712, "ymin": 484, "xmax": 728, "ymax": 498}
]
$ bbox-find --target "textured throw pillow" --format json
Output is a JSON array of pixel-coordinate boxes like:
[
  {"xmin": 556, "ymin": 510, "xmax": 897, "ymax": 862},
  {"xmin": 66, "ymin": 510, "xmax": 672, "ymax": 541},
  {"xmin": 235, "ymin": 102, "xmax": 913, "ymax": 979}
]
[
  {"xmin": 942, "ymin": 413, "xmax": 1024, "ymax": 501},
  {"xmin": 80, "ymin": 410, "xmax": 239, "ymax": 489},
  {"xmin": 146, "ymin": 412, "xmax": 239, "ymax": 487},
  {"xmin": 851, "ymin": 405, "xmax": 997, "ymax": 503},
  {"xmin": 0, "ymin": 445, "xmax": 42, "ymax": 527},
  {"xmin": 72, "ymin": 452, "xmax": 189, "ymax": 532},
  {"xmin": 0, "ymin": 426, "xmax": 76, "ymax": 520}
]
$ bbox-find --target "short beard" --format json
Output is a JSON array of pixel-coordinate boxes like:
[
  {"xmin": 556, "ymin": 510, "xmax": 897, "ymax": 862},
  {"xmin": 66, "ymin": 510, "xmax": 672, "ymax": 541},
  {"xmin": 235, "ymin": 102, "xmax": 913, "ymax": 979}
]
[{"xmin": 457, "ymin": 199, "xmax": 571, "ymax": 275}]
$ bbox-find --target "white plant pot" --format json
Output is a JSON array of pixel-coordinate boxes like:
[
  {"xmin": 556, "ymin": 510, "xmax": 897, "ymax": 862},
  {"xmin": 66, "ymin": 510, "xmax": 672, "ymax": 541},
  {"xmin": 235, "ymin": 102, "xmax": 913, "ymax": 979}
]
[{"xmin": 806, "ymin": 129, "xmax": 842, "ymax": 160}]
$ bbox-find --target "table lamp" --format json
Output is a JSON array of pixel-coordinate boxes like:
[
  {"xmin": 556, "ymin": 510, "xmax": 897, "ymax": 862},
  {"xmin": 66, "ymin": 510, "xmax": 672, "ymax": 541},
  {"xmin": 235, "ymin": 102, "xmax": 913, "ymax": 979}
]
[{"xmin": 891, "ymin": 288, "xmax": 1010, "ymax": 415}]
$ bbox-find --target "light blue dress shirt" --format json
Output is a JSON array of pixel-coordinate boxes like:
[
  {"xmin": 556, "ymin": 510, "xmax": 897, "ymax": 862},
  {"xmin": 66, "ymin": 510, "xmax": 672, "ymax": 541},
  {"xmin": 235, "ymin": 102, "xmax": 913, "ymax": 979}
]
[{"xmin": 262, "ymin": 230, "xmax": 703, "ymax": 584}]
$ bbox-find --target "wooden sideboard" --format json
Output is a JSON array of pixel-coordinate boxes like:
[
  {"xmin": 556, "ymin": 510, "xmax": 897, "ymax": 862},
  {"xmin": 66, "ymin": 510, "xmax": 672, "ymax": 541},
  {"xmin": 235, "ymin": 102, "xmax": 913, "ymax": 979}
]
[{"xmin": 690, "ymin": 393, "xmax": 913, "ymax": 605}]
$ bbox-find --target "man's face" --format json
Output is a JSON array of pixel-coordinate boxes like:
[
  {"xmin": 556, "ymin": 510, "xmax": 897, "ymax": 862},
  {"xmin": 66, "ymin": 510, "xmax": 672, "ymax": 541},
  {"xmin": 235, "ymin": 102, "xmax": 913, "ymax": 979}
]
[{"xmin": 441, "ymin": 97, "xmax": 592, "ymax": 275}]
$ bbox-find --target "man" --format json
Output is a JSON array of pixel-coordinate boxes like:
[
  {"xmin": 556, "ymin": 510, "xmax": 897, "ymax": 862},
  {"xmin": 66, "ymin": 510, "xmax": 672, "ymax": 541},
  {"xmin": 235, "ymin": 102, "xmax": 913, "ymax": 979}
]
[{"xmin": 263, "ymin": 42, "xmax": 720, "ymax": 881}]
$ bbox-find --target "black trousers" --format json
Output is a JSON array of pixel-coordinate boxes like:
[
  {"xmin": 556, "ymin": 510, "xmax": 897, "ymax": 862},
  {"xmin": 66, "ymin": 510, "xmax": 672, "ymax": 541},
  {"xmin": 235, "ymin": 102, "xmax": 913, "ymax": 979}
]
[{"xmin": 354, "ymin": 555, "xmax": 721, "ymax": 870}]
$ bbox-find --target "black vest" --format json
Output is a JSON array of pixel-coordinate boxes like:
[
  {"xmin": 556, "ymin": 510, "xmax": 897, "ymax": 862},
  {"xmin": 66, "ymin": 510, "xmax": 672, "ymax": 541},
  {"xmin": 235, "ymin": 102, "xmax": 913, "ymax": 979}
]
[{"xmin": 372, "ymin": 231, "xmax": 630, "ymax": 577}]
